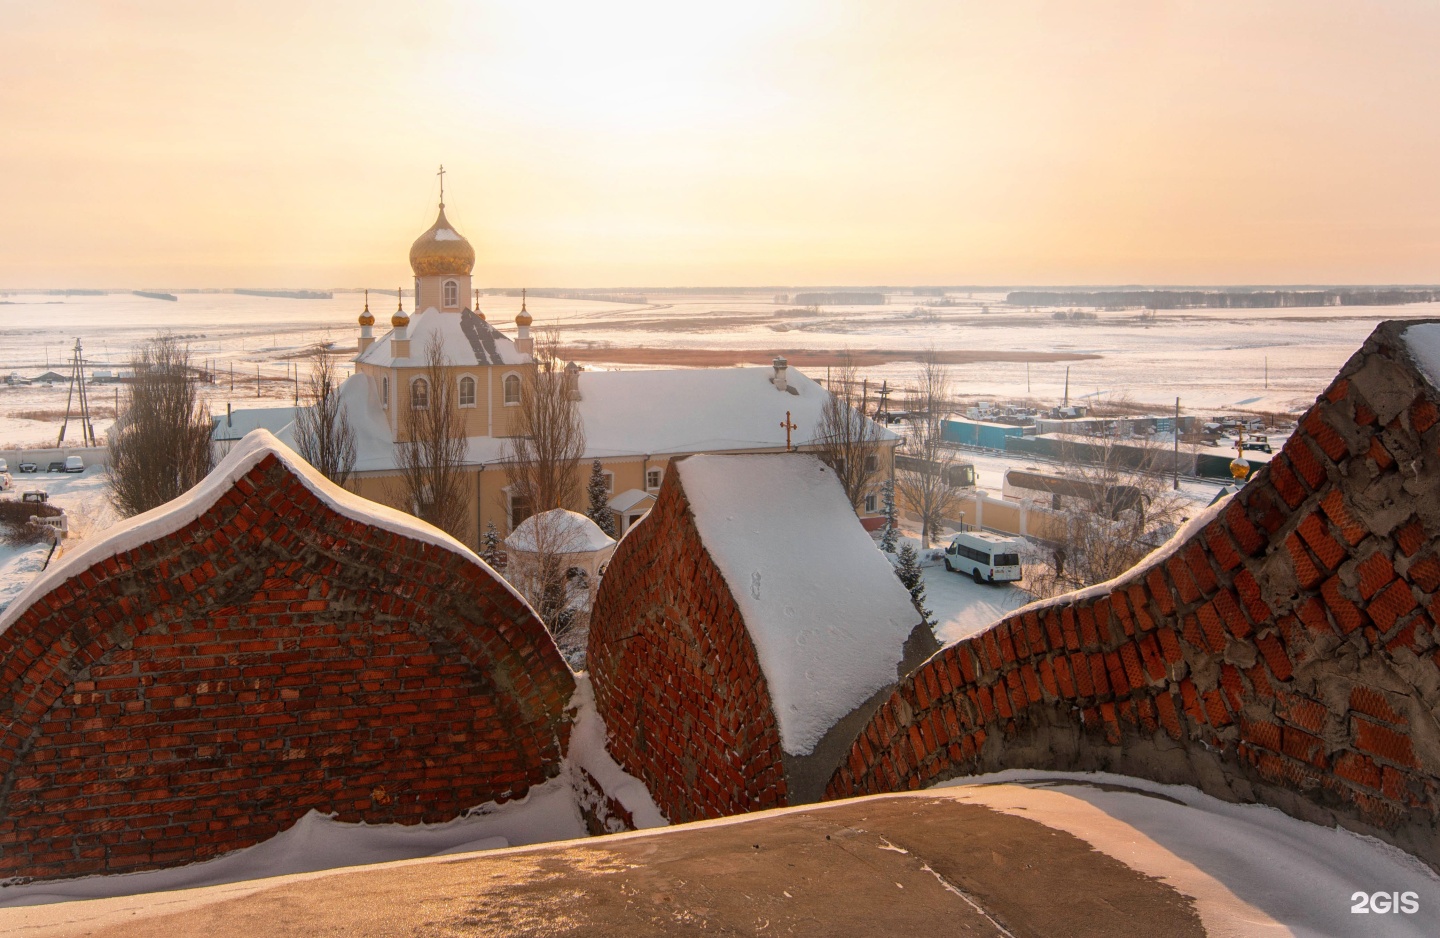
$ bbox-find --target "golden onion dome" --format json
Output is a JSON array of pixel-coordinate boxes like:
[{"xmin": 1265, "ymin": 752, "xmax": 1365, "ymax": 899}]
[
  {"xmin": 358, "ymin": 291, "xmax": 374, "ymax": 327},
  {"xmin": 391, "ymin": 289, "xmax": 409, "ymax": 328},
  {"xmin": 409, "ymin": 205, "xmax": 475, "ymax": 277},
  {"xmin": 516, "ymin": 288, "xmax": 532, "ymax": 326}
]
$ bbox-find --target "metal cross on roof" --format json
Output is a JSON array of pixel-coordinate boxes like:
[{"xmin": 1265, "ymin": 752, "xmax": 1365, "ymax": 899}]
[{"xmin": 780, "ymin": 410, "xmax": 797, "ymax": 452}]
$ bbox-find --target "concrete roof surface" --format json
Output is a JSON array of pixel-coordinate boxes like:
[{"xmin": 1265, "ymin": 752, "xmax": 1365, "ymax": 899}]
[{"xmin": 0, "ymin": 787, "xmax": 1241, "ymax": 937}]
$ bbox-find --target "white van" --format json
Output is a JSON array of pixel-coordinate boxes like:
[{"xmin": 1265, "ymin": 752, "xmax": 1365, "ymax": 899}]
[
  {"xmin": 944, "ymin": 531, "xmax": 1023, "ymax": 584},
  {"xmin": 64, "ymin": 455, "xmax": 84, "ymax": 473}
]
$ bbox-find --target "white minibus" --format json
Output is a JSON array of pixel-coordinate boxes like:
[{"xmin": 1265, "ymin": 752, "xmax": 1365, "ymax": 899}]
[{"xmin": 944, "ymin": 531, "xmax": 1023, "ymax": 584}]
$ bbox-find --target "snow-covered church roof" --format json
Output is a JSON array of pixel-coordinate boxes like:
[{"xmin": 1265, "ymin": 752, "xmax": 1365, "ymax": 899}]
[
  {"xmin": 356, "ymin": 308, "xmax": 530, "ymax": 369},
  {"xmin": 217, "ymin": 364, "xmax": 898, "ymax": 475},
  {"xmin": 575, "ymin": 366, "xmax": 900, "ymax": 459}
]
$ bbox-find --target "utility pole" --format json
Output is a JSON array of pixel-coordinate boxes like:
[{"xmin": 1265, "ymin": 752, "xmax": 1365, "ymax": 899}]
[
  {"xmin": 58, "ymin": 338, "xmax": 96, "ymax": 447},
  {"xmin": 1173, "ymin": 397, "xmax": 1181, "ymax": 491}
]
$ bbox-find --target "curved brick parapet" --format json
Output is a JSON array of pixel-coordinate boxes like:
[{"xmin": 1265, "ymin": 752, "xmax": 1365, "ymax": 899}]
[
  {"xmin": 589, "ymin": 454, "xmax": 934, "ymax": 823},
  {"xmin": 0, "ymin": 432, "xmax": 574, "ymax": 881},
  {"xmin": 826, "ymin": 320, "xmax": 1440, "ymax": 868},
  {"xmin": 587, "ymin": 464, "xmax": 789, "ymax": 823}
]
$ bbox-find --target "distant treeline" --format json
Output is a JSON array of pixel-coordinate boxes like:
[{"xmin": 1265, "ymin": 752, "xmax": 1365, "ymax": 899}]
[
  {"xmin": 1007, "ymin": 289, "xmax": 1440, "ymax": 309},
  {"xmin": 789, "ymin": 292, "xmax": 885, "ymax": 306},
  {"xmin": 234, "ymin": 289, "xmax": 332, "ymax": 300},
  {"xmin": 504, "ymin": 289, "xmax": 647, "ymax": 305}
]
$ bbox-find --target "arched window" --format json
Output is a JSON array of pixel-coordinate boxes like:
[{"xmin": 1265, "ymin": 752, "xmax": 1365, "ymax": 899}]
[
  {"xmin": 503, "ymin": 373, "xmax": 521, "ymax": 406},
  {"xmin": 443, "ymin": 280, "xmax": 459, "ymax": 308},
  {"xmin": 381, "ymin": 376, "xmax": 389, "ymax": 409},
  {"xmin": 411, "ymin": 377, "xmax": 429, "ymax": 410},
  {"xmin": 458, "ymin": 374, "xmax": 476, "ymax": 407}
]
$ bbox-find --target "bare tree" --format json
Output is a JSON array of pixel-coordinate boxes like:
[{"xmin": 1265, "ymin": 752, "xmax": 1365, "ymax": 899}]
[
  {"xmin": 395, "ymin": 332, "xmax": 468, "ymax": 538},
  {"xmin": 106, "ymin": 335, "xmax": 215, "ymax": 518},
  {"xmin": 894, "ymin": 352, "xmax": 963, "ymax": 546},
  {"xmin": 816, "ymin": 350, "xmax": 884, "ymax": 511},
  {"xmin": 294, "ymin": 344, "xmax": 356, "ymax": 487},
  {"xmin": 503, "ymin": 508, "xmax": 602, "ymax": 668},
  {"xmin": 1023, "ymin": 422, "xmax": 1190, "ymax": 600},
  {"xmin": 501, "ymin": 327, "xmax": 586, "ymax": 524}
]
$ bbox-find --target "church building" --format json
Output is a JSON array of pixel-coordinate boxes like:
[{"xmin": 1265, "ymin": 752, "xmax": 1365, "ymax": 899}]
[{"xmin": 217, "ymin": 192, "xmax": 898, "ymax": 549}]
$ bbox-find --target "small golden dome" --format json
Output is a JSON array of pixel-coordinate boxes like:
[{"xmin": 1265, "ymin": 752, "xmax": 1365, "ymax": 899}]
[
  {"xmin": 391, "ymin": 289, "xmax": 409, "ymax": 328},
  {"xmin": 409, "ymin": 205, "xmax": 475, "ymax": 277},
  {"xmin": 358, "ymin": 291, "xmax": 374, "ymax": 327},
  {"xmin": 516, "ymin": 288, "xmax": 532, "ymax": 326},
  {"xmin": 1230, "ymin": 456, "xmax": 1250, "ymax": 480}
]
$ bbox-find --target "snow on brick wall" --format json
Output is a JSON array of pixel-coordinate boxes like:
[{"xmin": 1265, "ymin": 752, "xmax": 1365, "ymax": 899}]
[
  {"xmin": 0, "ymin": 433, "xmax": 574, "ymax": 881},
  {"xmin": 587, "ymin": 464, "xmax": 789, "ymax": 824},
  {"xmin": 826, "ymin": 319, "xmax": 1440, "ymax": 870},
  {"xmin": 588, "ymin": 453, "xmax": 932, "ymax": 824}
]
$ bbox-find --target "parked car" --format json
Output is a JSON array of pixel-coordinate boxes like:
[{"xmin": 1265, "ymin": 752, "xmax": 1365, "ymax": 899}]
[
  {"xmin": 0, "ymin": 458, "xmax": 7, "ymax": 473},
  {"xmin": 46, "ymin": 461, "xmax": 66, "ymax": 473},
  {"xmin": 943, "ymin": 531, "xmax": 1024, "ymax": 584},
  {"xmin": 64, "ymin": 455, "xmax": 84, "ymax": 472},
  {"xmin": 17, "ymin": 460, "xmax": 37, "ymax": 473}
]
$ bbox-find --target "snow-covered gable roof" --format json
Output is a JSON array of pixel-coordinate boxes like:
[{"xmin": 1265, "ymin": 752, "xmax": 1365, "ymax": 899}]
[
  {"xmin": 506, "ymin": 508, "xmax": 616, "ymax": 553},
  {"xmin": 0, "ymin": 429, "xmax": 531, "ymax": 636},
  {"xmin": 676, "ymin": 453, "xmax": 921, "ymax": 756},
  {"xmin": 608, "ymin": 488, "xmax": 655, "ymax": 513},
  {"xmin": 356, "ymin": 308, "xmax": 530, "ymax": 369},
  {"xmin": 212, "ymin": 406, "xmax": 298, "ymax": 445},
  {"xmin": 576, "ymin": 366, "xmax": 900, "ymax": 459}
]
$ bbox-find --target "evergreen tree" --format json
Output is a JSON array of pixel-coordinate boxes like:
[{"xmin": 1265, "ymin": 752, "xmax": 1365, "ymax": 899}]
[
  {"xmin": 895, "ymin": 542, "xmax": 934, "ymax": 627},
  {"xmin": 879, "ymin": 478, "xmax": 898, "ymax": 552},
  {"xmin": 586, "ymin": 459, "xmax": 616, "ymax": 537},
  {"xmin": 481, "ymin": 521, "xmax": 504, "ymax": 569}
]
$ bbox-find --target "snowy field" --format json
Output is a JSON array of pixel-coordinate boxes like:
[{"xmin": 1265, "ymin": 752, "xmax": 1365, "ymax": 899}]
[{"xmin": 3, "ymin": 289, "xmax": 1438, "ymax": 446}]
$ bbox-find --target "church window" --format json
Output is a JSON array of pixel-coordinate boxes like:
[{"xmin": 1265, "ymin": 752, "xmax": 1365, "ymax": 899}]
[
  {"xmin": 865, "ymin": 454, "xmax": 880, "ymax": 472},
  {"xmin": 411, "ymin": 377, "xmax": 430, "ymax": 410},
  {"xmin": 646, "ymin": 467, "xmax": 663, "ymax": 490},
  {"xmin": 503, "ymin": 372, "xmax": 521, "ymax": 405},
  {"xmin": 443, "ymin": 280, "xmax": 459, "ymax": 308},
  {"xmin": 458, "ymin": 375, "xmax": 476, "ymax": 407}
]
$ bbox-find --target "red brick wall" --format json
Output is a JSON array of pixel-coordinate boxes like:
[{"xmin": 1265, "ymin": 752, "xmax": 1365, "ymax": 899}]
[
  {"xmin": 588, "ymin": 469, "xmax": 788, "ymax": 823},
  {"xmin": 826, "ymin": 320, "xmax": 1440, "ymax": 868},
  {"xmin": 0, "ymin": 452, "xmax": 575, "ymax": 880}
]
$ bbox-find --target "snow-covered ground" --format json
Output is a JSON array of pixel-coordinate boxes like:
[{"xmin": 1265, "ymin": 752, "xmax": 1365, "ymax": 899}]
[
  {"xmin": 0, "ymin": 464, "xmax": 116, "ymax": 616},
  {"xmin": 3, "ymin": 289, "xmax": 1436, "ymax": 445}
]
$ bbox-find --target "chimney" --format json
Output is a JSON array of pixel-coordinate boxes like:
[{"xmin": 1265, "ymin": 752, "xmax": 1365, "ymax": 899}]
[
  {"xmin": 771, "ymin": 356, "xmax": 789, "ymax": 392},
  {"xmin": 564, "ymin": 361, "xmax": 582, "ymax": 400}
]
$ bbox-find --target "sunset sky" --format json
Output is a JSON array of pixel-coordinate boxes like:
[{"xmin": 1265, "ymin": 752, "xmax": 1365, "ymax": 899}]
[{"xmin": 1, "ymin": 1, "xmax": 1437, "ymax": 289}]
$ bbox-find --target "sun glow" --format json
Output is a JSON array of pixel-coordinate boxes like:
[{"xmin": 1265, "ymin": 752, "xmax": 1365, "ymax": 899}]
[{"xmin": 1, "ymin": 1, "xmax": 1437, "ymax": 287}]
